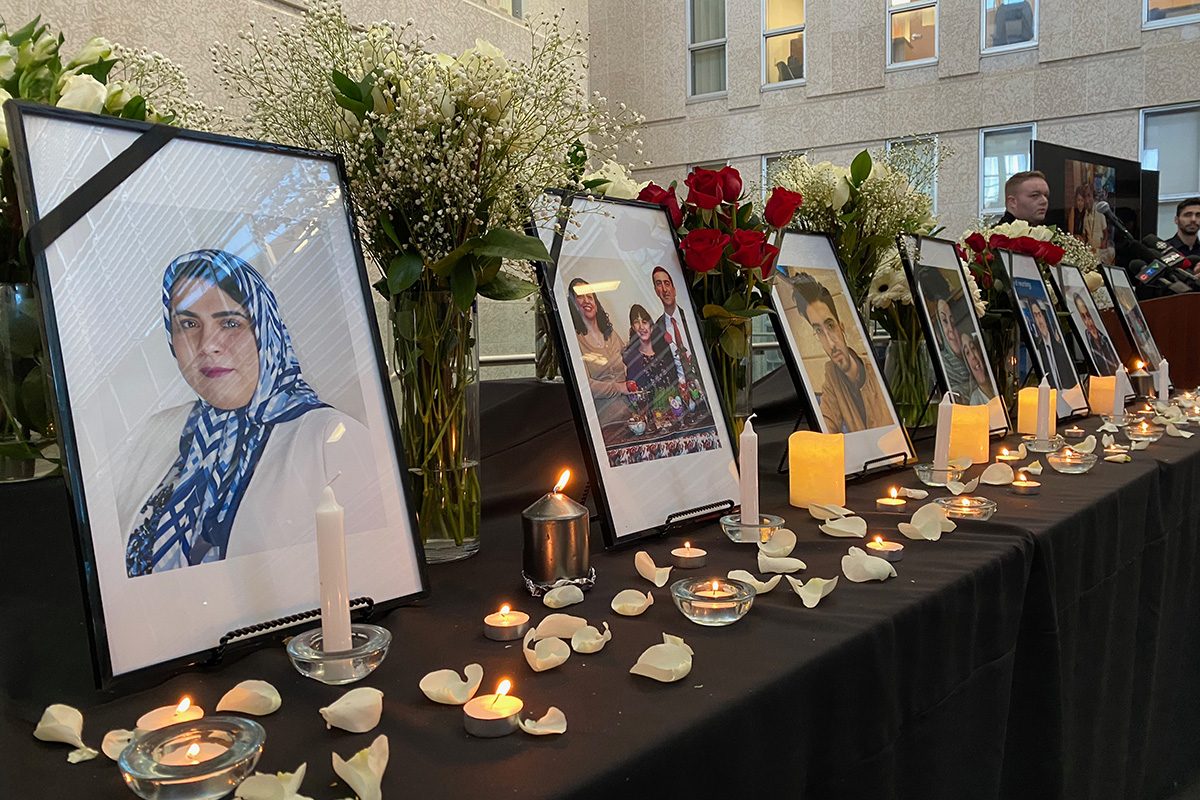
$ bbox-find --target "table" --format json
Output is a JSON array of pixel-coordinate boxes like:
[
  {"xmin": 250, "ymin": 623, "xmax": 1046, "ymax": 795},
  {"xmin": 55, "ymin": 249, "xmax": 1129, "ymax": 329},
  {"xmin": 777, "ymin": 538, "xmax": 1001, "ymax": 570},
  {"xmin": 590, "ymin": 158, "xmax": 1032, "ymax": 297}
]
[{"xmin": 2, "ymin": 376, "xmax": 1199, "ymax": 799}]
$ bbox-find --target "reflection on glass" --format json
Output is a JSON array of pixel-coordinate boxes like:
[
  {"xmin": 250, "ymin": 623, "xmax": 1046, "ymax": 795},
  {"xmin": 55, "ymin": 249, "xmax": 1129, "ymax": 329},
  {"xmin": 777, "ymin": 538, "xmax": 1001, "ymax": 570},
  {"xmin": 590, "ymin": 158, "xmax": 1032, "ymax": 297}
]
[
  {"xmin": 766, "ymin": 0, "xmax": 805, "ymax": 29},
  {"xmin": 981, "ymin": 127, "xmax": 1033, "ymax": 210},
  {"xmin": 984, "ymin": 0, "xmax": 1035, "ymax": 49},
  {"xmin": 1147, "ymin": 0, "xmax": 1200, "ymax": 22},
  {"xmin": 691, "ymin": 0, "xmax": 726, "ymax": 42},
  {"xmin": 691, "ymin": 46, "xmax": 726, "ymax": 95},
  {"xmin": 890, "ymin": 6, "xmax": 937, "ymax": 64},
  {"xmin": 765, "ymin": 31, "xmax": 805, "ymax": 84}
]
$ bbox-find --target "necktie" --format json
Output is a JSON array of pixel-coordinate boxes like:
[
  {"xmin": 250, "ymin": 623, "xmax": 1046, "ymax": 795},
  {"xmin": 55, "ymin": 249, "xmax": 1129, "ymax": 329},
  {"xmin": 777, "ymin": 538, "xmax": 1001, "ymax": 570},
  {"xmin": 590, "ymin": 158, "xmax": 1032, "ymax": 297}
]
[{"xmin": 672, "ymin": 317, "xmax": 690, "ymax": 365}]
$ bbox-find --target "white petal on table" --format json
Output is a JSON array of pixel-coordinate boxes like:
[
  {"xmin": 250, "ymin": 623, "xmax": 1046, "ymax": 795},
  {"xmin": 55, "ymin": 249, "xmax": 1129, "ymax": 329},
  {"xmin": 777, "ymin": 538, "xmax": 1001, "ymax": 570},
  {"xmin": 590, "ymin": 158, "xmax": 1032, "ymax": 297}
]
[
  {"xmin": 1098, "ymin": 422, "xmax": 1119, "ymax": 433},
  {"xmin": 531, "ymin": 613, "xmax": 588, "ymax": 641},
  {"xmin": 32, "ymin": 704, "xmax": 98, "ymax": 763},
  {"xmin": 523, "ymin": 629, "xmax": 570, "ymax": 672},
  {"xmin": 542, "ymin": 584, "xmax": 585, "ymax": 608},
  {"xmin": 946, "ymin": 476, "xmax": 981, "ymax": 495},
  {"xmin": 634, "ymin": 551, "xmax": 672, "ymax": 587},
  {"xmin": 1073, "ymin": 435, "xmax": 1097, "ymax": 454},
  {"xmin": 1131, "ymin": 440, "xmax": 1150, "ymax": 451},
  {"xmin": 1013, "ymin": 443, "xmax": 1029, "ymax": 459},
  {"xmin": 630, "ymin": 634, "xmax": 694, "ymax": 683},
  {"xmin": 611, "ymin": 589, "xmax": 654, "ymax": 616},
  {"xmin": 419, "ymin": 664, "xmax": 484, "ymax": 705},
  {"xmin": 1102, "ymin": 433, "xmax": 1115, "ymax": 448},
  {"xmin": 912, "ymin": 502, "xmax": 957, "ymax": 533},
  {"xmin": 1105, "ymin": 454, "xmax": 1132, "ymax": 463},
  {"xmin": 519, "ymin": 707, "xmax": 567, "ymax": 736},
  {"xmin": 898, "ymin": 487, "xmax": 929, "ymax": 499},
  {"xmin": 101, "ymin": 729, "xmax": 132, "ymax": 761},
  {"xmin": 571, "ymin": 622, "xmax": 612, "ymax": 654},
  {"xmin": 727, "ymin": 570, "xmax": 782, "ymax": 594},
  {"xmin": 785, "ymin": 575, "xmax": 839, "ymax": 608},
  {"xmin": 235, "ymin": 763, "xmax": 313, "ymax": 800},
  {"xmin": 758, "ymin": 528, "xmax": 797, "ymax": 557},
  {"xmin": 757, "ymin": 552, "xmax": 807, "ymax": 574},
  {"xmin": 818, "ymin": 516, "xmax": 867, "ymax": 538},
  {"xmin": 806, "ymin": 502, "xmax": 855, "ymax": 521},
  {"xmin": 979, "ymin": 462, "xmax": 1015, "ymax": 486},
  {"xmin": 1024, "ymin": 460, "xmax": 1044, "ymax": 476},
  {"xmin": 332, "ymin": 735, "xmax": 388, "ymax": 800},
  {"xmin": 216, "ymin": 680, "xmax": 281, "ymax": 716},
  {"xmin": 1167, "ymin": 424, "xmax": 1195, "ymax": 439},
  {"xmin": 842, "ymin": 546, "xmax": 897, "ymax": 582},
  {"xmin": 898, "ymin": 521, "xmax": 941, "ymax": 542},
  {"xmin": 320, "ymin": 687, "xmax": 384, "ymax": 733}
]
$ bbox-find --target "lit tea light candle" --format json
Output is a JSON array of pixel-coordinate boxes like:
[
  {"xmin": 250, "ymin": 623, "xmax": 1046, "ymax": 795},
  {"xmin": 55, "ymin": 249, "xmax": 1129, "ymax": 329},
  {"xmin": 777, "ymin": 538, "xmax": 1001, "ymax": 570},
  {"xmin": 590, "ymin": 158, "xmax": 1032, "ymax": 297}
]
[
  {"xmin": 865, "ymin": 535, "xmax": 904, "ymax": 562},
  {"xmin": 875, "ymin": 487, "xmax": 907, "ymax": 511},
  {"xmin": 670, "ymin": 541, "xmax": 708, "ymax": 569},
  {"xmin": 695, "ymin": 579, "xmax": 737, "ymax": 600},
  {"xmin": 156, "ymin": 740, "xmax": 228, "ymax": 766},
  {"xmin": 934, "ymin": 495, "xmax": 998, "ymax": 521},
  {"xmin": 995, "ymin": 447, "xmax": 1022, "ymax": 462},
  {"xmin": 464, "ymin": 680, "xmax": 523, "ymax": 738},
  {"xmin": 1063, "ymin": 426, "xmax": 1085, "ymax": 440},
  {"xmin": 119, "ymin": 717, "xmax": 265, "ymax": 800},
  {"xmin": 1010, "ymin": 472, "xmax": 1041, "ymax": 496},
  {"xmin": 136, "ymin": 697, "xmax": 204, "ymax": 732},
  {"xmin": 483, "ymin": 604, "xmax": 530, "ymax": 641}
]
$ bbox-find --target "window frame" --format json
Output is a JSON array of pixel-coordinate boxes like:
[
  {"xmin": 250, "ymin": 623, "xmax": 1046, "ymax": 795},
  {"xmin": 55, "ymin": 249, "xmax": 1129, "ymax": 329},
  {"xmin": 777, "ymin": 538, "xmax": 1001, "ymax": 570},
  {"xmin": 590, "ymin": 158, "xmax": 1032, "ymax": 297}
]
[
  {"xmin": 1139, "ymin": 103, "xmax": 1200, "ymax": 210},
  {"xmin": 885, "ymin": 0, "xmax": 940, "ymax": 70},
  {"xmin": 885, "ymin": 134, "xmax": 940, "ymax": 214},
  {"xmin": 978, "ymin": 122, "xmax": 1037, "ymax": 215},
  {"xmin": 687, "ymin": 0, "xmax": 730, "ymax": 100},
  {"xmin": 1142, "ymin": 0, "xmax": 1200, "ymax": 30},
  {"xmin": 980, "ymin": 0, "xmax": 1038, "ymax": 55},
  {"xmin": 761, "ymin": 0, "xmax": 807, "ymax": 90}
]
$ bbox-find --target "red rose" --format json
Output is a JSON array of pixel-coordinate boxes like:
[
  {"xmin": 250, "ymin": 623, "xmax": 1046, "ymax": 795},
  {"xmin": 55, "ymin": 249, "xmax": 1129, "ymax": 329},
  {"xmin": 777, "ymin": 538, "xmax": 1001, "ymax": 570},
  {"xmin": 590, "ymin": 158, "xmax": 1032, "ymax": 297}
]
[
  {"xmin": 764, "ymin": 187, "xmax": 804, "ymax": 228},
  {"xmin": 988, "ymin": 233, "xmax": 1012, "ymax": 251},
  {"xmin": 637, "ymin": 182, "xmax": 684, "ymax": 229},
  {"xmin": 684, "ymin": 168, "xmax": 724, "ymax": 210},
  {"xmin": 964, "ymin": 232, "xmax": 987, "ymax": 253},
  {"xmin": 728, "ymin": 229, "xmax": 779, "ymax": 277},
  {"xmin": 679, "ymin": 228, "xmax": 730, "ymax": 273},
  {"xmin": 717, "ymin": 166, "xmax": 743, "ymax": 201},
  {"xmin": 1038, "ymin": 242, "xmax": 1065, "ymax": 265}
]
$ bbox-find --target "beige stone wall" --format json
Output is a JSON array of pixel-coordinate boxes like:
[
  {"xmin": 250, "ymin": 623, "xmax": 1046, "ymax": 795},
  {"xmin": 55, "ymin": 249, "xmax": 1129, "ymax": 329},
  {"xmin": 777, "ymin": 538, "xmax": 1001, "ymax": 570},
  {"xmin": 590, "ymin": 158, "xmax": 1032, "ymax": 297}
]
[{"xmin": 589, "ymin": 0, "xmax": 1200, "ymax": 243}]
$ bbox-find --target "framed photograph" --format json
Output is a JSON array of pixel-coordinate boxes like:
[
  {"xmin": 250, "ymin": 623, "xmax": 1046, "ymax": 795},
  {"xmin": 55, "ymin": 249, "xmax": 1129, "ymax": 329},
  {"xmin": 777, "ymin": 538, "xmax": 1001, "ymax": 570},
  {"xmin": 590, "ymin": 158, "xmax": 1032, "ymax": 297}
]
[
  {"xmin": 1045, "ymin": 263, "xmax": 1123, "ymax": 376},
  {"xmin": 541, "ymin": 194, "xmax": 739, "ymax": 546},
  {"xmin": 6, "ymin": 103, "xmax": 427, "ymax": 685},
  {"xmin": 899, "ymin": 234, "xmax": 1009, "ymax": 435},
  {"xmin": 1005, "ymin": 252, "xmax": 1090, "ymax": 417},
  {"xmin": 770, "ymin": 232, "xmax": 915, "ymax": 476},
  {"xmin": 1101, "ymin": 265, "xmax": 1164, "ymax": 369}
]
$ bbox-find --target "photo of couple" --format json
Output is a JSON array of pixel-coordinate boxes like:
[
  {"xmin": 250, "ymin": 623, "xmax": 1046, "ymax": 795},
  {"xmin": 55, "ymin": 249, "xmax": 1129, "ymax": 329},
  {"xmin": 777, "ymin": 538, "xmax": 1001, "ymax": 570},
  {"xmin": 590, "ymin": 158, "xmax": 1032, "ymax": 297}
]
[
  {"xmin": 567, "ymin": 264, "xmax": 719, "ymax": 467},
  {"xmin": 917, "ymin": 264, "xmax": 998, "ymax": 406},
  {"xmin": 1064, "ymin": 158, "xmax": 1117, "ymax": 266}
]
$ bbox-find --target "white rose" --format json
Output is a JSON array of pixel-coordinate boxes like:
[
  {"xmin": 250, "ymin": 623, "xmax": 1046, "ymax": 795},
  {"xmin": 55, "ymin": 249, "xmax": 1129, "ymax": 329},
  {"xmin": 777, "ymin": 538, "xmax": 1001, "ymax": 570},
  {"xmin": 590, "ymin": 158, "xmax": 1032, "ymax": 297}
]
[
  {"xmin": 17, "ymin": 31, "xmax": 57, "ymax": 68},
  {"xmin": 104, "ymin": 81, "xmax": 136, "ymax": 113},
  {"xmin": 0, "ymin": 88, "xmax": 11, "ymax": 149},
  {"xmin": 1027, "ymin": 225, "xmax": 1054, "ymax": 242},
  {"xmin": 1083, "ymin": 269, "xmax": 1103, "ymax": 293},
  {"xmin": 56, "ymin": 74, "xmax": 107, "ymax": 114},
  {"xmin": 831, "ymin": 174, "xmax": 851, "ymax": 211},
  {"xmin": 0, "ymin": 41, "xmax": 16, "ymax": 81},
  {"xmin": 583, "ymin": 159, "xmax": 640, "ymax": 199},
  {"xmin": 66, "ymin": 36, "xmax": 113, "ymax": 69}
]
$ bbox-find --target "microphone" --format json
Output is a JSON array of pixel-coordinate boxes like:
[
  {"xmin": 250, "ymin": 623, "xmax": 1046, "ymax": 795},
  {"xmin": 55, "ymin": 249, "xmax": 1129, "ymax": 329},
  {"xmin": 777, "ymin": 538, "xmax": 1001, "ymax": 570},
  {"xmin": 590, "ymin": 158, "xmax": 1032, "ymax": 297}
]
[
  {"xmin": 1095, "ymin": 201, "xmax": 1137, "ymax": 242},
  {"xmin": 1140, "ymin": 234, "xmax": 1200, "ymax": 289},
  {"xmin": 1132, "ymin": 258, "xmax": 1192, "ymax": 295}
]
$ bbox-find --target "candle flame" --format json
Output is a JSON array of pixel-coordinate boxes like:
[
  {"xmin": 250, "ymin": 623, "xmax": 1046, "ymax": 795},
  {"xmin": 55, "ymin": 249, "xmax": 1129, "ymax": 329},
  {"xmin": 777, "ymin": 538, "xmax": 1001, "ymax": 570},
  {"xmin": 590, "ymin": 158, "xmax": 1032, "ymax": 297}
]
[
  {"xmin": 889, "ymin": 487, "xmax": 898, "ymax": 499},
  {"xmin": 496, "ymin": 679, "xmax": 512, "ymax": 697},
  {"xmin": 499, "ymin": 604, "xmax": 510, "ymax": 616},
  {"xmin": 185, "ymin": 743, "xmax": 201, "ymax": 760},
  {"xmin": 873, "ymin": 535, "xmax": 883, "ymax": 544},
  {"xmin": 1017, "ymin": 472, "xmax": 1027, "ymax": 482},
  {"xmin": 685, "ymin": 541, "xmax": 691, "ymax": 549},
  {"xmin": 1001, "ymin": 448, "xmax": 1009, "ymax": 456},
  {"xmin": 176, "ymin": 697, "xmax": 191, "ymax": 714},
  {"xmin": 959, "ymin": 498, "xmax": 970, "ymax": 507},
  {"xmin": 552, "ymin": 470, "xmax": 570, "ymax": 494},
  {"xmin": 1135, "ymin": 360, "xmax": 1145, "ymax": 370},
  {"xmin": 711, "ymin": 580, "xmax": 720, "ymax": 592}
]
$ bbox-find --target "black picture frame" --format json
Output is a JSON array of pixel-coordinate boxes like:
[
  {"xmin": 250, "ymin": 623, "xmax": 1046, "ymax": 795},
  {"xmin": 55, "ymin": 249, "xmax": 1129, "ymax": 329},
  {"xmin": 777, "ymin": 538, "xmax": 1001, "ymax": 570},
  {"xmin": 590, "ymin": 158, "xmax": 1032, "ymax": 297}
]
[
  {"xmin": 899, "ymin": 234, "xmax": 1010, "ymax": 436},
  {"xmin": 1044, "ymin": 262, "xmax": 1124, "ymax": 377},
  {"xmin": 1100, "ymin": 264, "xmax": 1165, "ymax": 370},
  {"xmin": 536, "ymin": 193, "xmax": 740, "ymax": 547},
  {"xmin": 5, "ymin": 101, "xmax": 428, "ymax": 690},
  {"xmin": 769, "ymin": 231, "xmax": 916, "ymax": 477}
]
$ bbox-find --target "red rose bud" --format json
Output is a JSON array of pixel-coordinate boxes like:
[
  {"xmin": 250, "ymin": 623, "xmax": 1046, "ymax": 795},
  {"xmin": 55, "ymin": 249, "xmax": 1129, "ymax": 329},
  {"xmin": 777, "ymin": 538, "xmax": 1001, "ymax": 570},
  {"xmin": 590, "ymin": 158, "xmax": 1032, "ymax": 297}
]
[
  {"xmin": 680, "ymin": 228, "xmax": 730, "ymax": 272},
  {"xmin": 965, "ymin": 232, "xmax": 987, "ymax": 253},
  {"xmin": 764, "ymin": 187, "xmax": 804, "ymax": 228},
  {"xmin": 759, "ymin": 242, "xmax": 781, "ymax": 279},
  {"xmin": 684, "ymin": 168, "xmax": 724, "ymax": 210},
  {"xmin": 638, "ymin": 182, "xmax": 684, "ymax": 229},
  {"xmin": 717, "ymin": 166, "xmax": 743, "ymax": 201},
  {"xmin": 1039, "ymin": 242, "xmax": 1065, "ymax": 265},
  {"xmin": 988, "ymin": 233, "xmax": 1012, "ymax": 251},
  {"xmin": 729, "ymin": 229, "xmax": 768, "ymax": 270}
]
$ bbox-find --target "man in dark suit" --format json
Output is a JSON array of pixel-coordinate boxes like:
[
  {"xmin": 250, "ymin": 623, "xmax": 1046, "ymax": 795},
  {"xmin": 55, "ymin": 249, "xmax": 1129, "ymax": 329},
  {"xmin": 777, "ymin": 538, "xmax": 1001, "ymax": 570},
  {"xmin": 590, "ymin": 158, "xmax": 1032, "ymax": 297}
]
[{"xmin": 651, "ymin": 266, "xmax": 700, "ymax": 388}]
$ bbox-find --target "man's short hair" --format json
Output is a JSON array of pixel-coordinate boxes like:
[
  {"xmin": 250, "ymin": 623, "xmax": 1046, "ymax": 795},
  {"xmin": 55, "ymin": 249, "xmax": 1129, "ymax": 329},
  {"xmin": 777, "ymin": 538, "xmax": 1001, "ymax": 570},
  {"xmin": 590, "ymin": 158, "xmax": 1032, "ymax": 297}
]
[
  {"xmin": 651, "ymin": 265, "xmax": 672, "ymax": 284},
  {"xmin": 791, "ymin": 272, "xmax": 839, "ymax": 325},
  {"xmin": 1176, "ymin": 197, "xmax": 1200, "ymax": 217},
  {"xmin": 1005, "ymin": 170, "xmax": 1048, "ymax": 199}
]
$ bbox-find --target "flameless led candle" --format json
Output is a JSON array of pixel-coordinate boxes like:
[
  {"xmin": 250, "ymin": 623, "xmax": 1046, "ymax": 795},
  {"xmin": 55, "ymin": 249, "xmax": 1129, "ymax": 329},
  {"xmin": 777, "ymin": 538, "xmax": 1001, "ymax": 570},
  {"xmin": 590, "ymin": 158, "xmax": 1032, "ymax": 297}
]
[
  {"xmin": 788, "ymin": 431, "xmax": 845, "ymax": 509},
  {"xmin": 1157, "ymin": 358, "xmax": 1171, "ymax": 401},
  {"xmin": 1017, "ymin": 386, "xmax": 1057, "ymax": 437},
  {"xmin": 933, "ymin": 393, "xmax": 952, "ymax": 472},
  {"xmin": 1089, "ymin": 375, "xmax": 1120, "ymax": 418},
  {"xmin": 948, "ymin": 403, "xmax": 990, "ymax": 464}
]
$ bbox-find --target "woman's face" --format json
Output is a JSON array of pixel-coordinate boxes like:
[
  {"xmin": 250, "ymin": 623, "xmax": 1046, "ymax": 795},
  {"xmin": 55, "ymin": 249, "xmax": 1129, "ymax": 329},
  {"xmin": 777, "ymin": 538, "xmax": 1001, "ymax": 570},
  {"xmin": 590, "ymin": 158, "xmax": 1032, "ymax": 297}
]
[
  {"xmin": 170, "ymin": 279, "xmax": 260, "ymax": 410},
  {"xmin": 935, "ymin": 300, "xmax": 960, "ymax": 354},
  {"xmin": 576, "ymin": 291, "xmax": 598, "ymax": 323},
  {"xmin": 1075, "ymin": 192, "xmax": 1087, "ymax": 212},
  {"xmin": 963, "ymin": 336, "xmax": 988, "ymax": 384},
  {"xmin": 633, "ymin": 315, "xmax": 652, "ymax": 342}
]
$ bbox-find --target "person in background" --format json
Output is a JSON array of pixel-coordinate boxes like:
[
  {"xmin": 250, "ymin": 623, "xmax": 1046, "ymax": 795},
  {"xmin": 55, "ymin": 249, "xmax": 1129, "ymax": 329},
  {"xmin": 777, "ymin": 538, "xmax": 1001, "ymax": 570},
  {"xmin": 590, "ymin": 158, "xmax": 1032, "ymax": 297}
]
[
  {"xmin": 1167, "ymin": 197, "xmax": 1200, "ymax": 264},
  {"xmin": 999, "ymin": 170, "xmax": 1050, "ymax": 225}
]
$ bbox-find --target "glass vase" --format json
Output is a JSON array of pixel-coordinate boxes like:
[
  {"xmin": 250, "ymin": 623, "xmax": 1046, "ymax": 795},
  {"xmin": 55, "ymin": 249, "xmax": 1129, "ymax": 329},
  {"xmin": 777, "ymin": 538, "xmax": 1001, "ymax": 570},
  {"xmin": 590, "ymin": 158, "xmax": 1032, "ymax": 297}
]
[
  {"xmin": 390, "ymin": 289, "xmax": 481, "ymax": 563},
  {"xmin": 979, "ymin": 311, "xmax": 1022, "ymax": 414},
  {"xmin": 703, "ymin": 316, "xmax": 753, "ymax": 442},
  {"xmin": 882, "ymin": 331, "xmax": 936, "ymax": 429},
  {"xmin": 533, "ymin": 293, "xmax": 561, "ymax": 383},
  {"xmin": 0, "ymin": 283, "xmax": 56, "ymax": 482}
]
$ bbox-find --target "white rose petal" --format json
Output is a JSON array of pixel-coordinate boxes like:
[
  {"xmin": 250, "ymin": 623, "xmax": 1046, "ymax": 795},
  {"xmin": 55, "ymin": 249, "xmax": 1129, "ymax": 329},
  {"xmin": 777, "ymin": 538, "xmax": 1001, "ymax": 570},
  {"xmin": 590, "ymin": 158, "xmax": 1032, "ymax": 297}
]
[
  {"xmin": 56, "ymin": 74, "xmax": 107, "ymax": 114},
  {"xmin": 332, "ymin": 735, "xmax": 388, "ymax": 800}
]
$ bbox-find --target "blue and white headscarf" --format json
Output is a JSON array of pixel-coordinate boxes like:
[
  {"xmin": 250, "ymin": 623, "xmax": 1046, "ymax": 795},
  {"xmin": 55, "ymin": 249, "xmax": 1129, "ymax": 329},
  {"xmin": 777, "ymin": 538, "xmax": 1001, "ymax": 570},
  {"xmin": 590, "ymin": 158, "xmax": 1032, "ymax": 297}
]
[{"xmin": 126, "ymin": 250, "xmax": 326, "ymax": 576}]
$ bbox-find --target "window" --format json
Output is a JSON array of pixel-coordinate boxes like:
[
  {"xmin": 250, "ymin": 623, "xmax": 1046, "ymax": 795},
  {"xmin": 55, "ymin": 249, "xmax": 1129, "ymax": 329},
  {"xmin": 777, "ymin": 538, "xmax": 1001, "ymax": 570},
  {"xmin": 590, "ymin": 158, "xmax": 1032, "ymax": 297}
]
[
  {"xmin": 764, "ymin": 0, "xmax": 805, "ymax": 86},
  {"xmin": 1141, "ymin": 104, "xmax": 1200, "ymax": 238},
  {"xmin": 887, "ymin": 0, "xmax": 938, "ymax": 67},
  {"xmin": 979, "ymin": 124, "xmax": 1035, "ymax": 214},
  {"xmin": 1144, "ymin": 0, "xmax": 1200, "ymax": 28},
  {"xmin": 982, "ymin": 0, "xmax": 1036, "ymax": 52},
  {"xmin": 480, "ymin": 0, "xmax": 522, "ymax": 18},
  {"xmin": 689, "ymin": 0, "xmax": 727, "ymax": 97},
  {"xmin": 886, "ymin": 135, "xmax": 939, "ymax": 212}
]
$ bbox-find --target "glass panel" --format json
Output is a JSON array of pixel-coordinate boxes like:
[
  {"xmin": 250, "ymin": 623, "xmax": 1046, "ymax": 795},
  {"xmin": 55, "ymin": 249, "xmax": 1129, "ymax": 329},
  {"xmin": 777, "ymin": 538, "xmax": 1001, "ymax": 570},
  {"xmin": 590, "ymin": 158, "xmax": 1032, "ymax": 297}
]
[
  {"xmin": 691, "ymin": 46, "xmax": 726, "ymax": 95},
  {"xmin": 1144, "ymin": 108, "xmax": 1200, "ymax": 197},
  {"xmin": 766, "ymin": 0, "xmax": 805, "ymax": 30},
  {"xmin": 890, "ymin": 7, "xmax": 937, "ymax": 63},
  {"xmin": 984, "ymin": 0, "xmax": 1035, "ymax": 48},
  {"xmin": 691, "ymin": 0, "xmax": 726, "ymax": 43},
  {"xmin": 1147, "ymin": 0, "xmax": 1200, "ymax": 22},
  {"xmin": 981, "ymin": 127, "xmax": 1033, "ymax": 210},
  {"xmin": 1158, "ymin": 202, "xmax": 1180, "ymax": 241},
  {"xmin": 764, "ymin": 31, "xmax": 805, "ymax": 83}
]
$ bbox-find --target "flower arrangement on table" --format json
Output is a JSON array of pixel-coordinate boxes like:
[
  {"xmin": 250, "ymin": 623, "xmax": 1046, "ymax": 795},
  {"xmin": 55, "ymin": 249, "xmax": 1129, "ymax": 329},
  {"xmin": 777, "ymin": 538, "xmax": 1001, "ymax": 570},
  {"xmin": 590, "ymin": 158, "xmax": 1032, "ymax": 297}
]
[
  {"xmin": 767, "ymin": 147, "xmax": 944, "ymax": 426},
  {"xmin": 635, "ymin": 165, "xmax": 804, "ymax": 439},
  {"xmin": 0, "ymin": 16, "xmax": 216, "ymax": 474},
  {"xmin": 216, "ymin": 1, "xmax": 642, "ymax": 560}
]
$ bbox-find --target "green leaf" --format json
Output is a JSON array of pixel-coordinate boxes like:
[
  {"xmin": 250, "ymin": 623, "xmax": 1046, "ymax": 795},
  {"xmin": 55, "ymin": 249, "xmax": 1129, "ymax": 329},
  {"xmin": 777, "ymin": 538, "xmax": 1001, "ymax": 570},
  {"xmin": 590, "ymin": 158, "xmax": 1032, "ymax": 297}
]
[
  {"xmin": 120, "ymin": 96, "xmax": 146, "ymax": 121},
  {"xmin": 450, "ymin": 261, "xmax": 477, "ymax": 311},
  {"xmin": 582, "ymin": 177, "xmax": 610, "ymax": 191},
  {"xmin": 5, "ymin": 294, "xmax": 41, "ymax": 358},
  {"xmin": 850, "ymin": 149, "xmax": 873, "ymax": 185},
  {"xmin": 7, "ymin": 17, "xmax": 42, "ymax": 47},
  {"xmin": 0, "ymin": 439, "xmax": 40, "ymax": 460},
  {"xmin": 371, "ymin": 276, "xmax": 389, "ymax": 298},
  {"xmin": 76, "ymin": 58, "xmax": 116, "ymax": 84},
  {"xmin": 702, "ymin": 303, "xmax": 733, "ymax": 319},
  {"xmin": 17, "ymin": 364, "xmax": 49, "ymax": 434},
  {"xmin": 476, "ymin": 256, "xmax": 502, "ymax": 286},
  {"xmin": 478, "ymin": 270, "xmax": 537, "ymax": 301},
  {"xmin": 429, "ymin": 239, "xmax": 475, "ymax": 277},
  {"xmin": 736, "ymin": 203, "xmax": 753, "ymax": 227},
  {"xmin": 330, "ymin": 69, "xmax": 363, "ymax": 102},
  {"xmin": 386, "ymin": 251, "xmax": 423, "ymax": 295},
  {"xmin": 719, "ymin": 324, "xmax": 750, "ymax": 360},
  {"xmin": 472, "ymin": 228, "xmax": 551, "ymax": 262},
  {"xmin": 17, "ymin": 65, "xmax": 53, "ymax": 102},
  {"xmin": 379, "ymin": 214, "xmax": 403, "ymax": 249},
  {"xmin": 332, "ymin": 92, "xmax": 369, "ymax": 118}
]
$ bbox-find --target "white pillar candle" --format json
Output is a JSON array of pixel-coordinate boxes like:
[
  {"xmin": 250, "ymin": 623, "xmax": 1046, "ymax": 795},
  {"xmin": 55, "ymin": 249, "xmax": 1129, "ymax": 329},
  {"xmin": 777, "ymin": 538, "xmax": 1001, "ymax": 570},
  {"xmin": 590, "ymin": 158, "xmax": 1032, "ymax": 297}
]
[
  {"xmin": 1036, "ymin": 377, "xmax": 1052, "ymax": 441},
  {"xmin": 739, "ymin": 415, "xmax": 759, "ymax": 527},
  {"xmin": 1157, "ymin": 358, "xmax": 1170, "ymax": 401},
  {"xmin": 933, "ymin": 393, "xmax": 952, "ymax": 472},
  {"xmin": 1116, "ymin": 365, "xmax": 1131, "ymax": 411},
  {"xmin": 316, "ymin": 485, "xmax": 353, "ymax": 660}
]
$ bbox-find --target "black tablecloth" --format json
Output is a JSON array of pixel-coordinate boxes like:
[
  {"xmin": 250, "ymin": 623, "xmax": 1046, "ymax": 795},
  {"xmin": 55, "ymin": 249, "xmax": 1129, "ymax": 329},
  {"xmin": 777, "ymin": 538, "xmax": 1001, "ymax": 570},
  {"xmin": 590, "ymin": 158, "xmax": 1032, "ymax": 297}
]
[{"xmin": 2, "ymin": 376, "xmax": 1199, "ymax": 799}]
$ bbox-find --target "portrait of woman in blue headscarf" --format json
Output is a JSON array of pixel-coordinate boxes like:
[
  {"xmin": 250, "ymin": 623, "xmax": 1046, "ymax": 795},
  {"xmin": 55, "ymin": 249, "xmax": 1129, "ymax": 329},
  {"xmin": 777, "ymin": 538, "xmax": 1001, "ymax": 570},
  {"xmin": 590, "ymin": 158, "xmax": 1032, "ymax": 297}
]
[{"xmin": 120, "ymin": 249, "xmax": 376, "ymax": 577}]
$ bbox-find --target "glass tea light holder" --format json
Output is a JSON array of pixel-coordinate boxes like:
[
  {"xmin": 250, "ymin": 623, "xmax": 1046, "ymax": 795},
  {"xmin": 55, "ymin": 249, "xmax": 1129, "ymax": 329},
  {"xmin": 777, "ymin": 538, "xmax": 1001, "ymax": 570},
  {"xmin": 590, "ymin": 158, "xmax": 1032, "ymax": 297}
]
[
  {"xmin": 1102, "ymin": 413, "xmax": 1139, "ymax": 429},
  {"xmin": 1126, "ymin": 420, "xmax": 1165, "ymax": 444},
  {"xmin": 1046, "ymin": 448, "xmax": 1098, "ymax": 475},
  {"xmin": 719, "ymin": 513, "xmax": 785, "ymax": 544},
  {"xmin": 118, "ymin": 716, "xmax": 265, "ymax": 800},
  {"xmin": 1022, "ymin": 433, "xmax": 1065, "ymax": 454},
  {"xmin": 670, "ymin": 577, "xmax": 755, "ymax": 626},
  {"xmin": 912, "ymin": 463, "xmax": 964, "ymax": 488},
  {"xmin": 934, "ymin": 495, "xmax": 997, "ymax": 521},
  {"xmin": 286, "ymin": 623, "xmax": 391, "ymax": 685}
]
